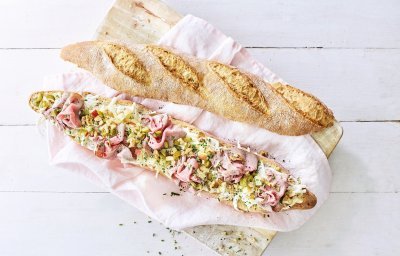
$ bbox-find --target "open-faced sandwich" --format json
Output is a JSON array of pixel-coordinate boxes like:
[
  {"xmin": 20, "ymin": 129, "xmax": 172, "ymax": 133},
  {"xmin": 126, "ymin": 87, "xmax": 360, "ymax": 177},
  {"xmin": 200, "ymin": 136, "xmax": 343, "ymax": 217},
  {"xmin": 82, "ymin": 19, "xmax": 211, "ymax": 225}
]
[{"xmin": 29, "ymin": 91, "xmax": 317, "ymax": 213}]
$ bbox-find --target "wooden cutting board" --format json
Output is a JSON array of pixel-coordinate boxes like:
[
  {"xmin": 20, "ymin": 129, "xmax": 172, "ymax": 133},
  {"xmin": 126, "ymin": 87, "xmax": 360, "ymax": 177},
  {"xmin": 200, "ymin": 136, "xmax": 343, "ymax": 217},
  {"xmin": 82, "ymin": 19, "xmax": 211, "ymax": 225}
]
[{"xmin": 94, "ymin": 0, "xmax": 343, "ymax": 255}]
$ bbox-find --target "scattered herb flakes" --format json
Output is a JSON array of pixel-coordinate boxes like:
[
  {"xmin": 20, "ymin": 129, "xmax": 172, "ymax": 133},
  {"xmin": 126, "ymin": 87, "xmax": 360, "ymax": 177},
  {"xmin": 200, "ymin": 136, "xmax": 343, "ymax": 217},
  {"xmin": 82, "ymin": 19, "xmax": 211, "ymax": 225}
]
[
  {"xmin": 146, "ymin": 251, "xmax": 149, "ymax": 254},
  {"xmin": 162, "ymin": 193, "xmax": 167, "ymax": 196},
  {"xmin": 158, "ymin": 252, "xmax": 162, "ymax": 255},
  {"xmin": 161, "ymin": 239, "xmax": 165, "ymax": 242},
  {"xmin": 148, "ymin": 220, "xmax": 152, "ymax": 223},
  {"xmin": 170, "ymin": 192, "xmax": 180, "ymax": 196},
  {"xmin": 152, "ymin": 233, "xmax": 156, "ymax": 237},
  {"xmin": 118, "ymin": 223, "xmax": 123, "ymax": 226},
  {"xmin": 229, "ymin": 246, "xmax": 233, "ymax": 249}
]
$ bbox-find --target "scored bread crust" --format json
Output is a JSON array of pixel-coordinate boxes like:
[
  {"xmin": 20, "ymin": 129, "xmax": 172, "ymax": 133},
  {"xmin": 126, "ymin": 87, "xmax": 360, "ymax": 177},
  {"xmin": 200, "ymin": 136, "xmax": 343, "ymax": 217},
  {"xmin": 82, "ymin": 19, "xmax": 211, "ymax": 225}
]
[
  {"xmin": 29, "ymin": 91, "xmax": 317, "ymax": 213},
  {"xmin": 60, "ymin": 41, "xmax": 335, "ymax": 136}
]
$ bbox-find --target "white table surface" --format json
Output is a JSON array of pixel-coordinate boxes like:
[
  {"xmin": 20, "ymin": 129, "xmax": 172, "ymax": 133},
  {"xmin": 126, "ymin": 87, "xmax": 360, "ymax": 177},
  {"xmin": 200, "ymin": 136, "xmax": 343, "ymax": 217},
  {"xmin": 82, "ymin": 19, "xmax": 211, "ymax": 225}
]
[{"xmin": 0, "ymin": 0, "xmax": 399, "ymax": 255}]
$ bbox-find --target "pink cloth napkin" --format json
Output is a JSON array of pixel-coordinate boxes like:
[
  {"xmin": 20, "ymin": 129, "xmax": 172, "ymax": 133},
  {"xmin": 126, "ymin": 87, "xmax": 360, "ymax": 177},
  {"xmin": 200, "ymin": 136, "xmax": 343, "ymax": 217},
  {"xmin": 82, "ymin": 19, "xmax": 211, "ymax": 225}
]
[{"xmin": 40, "ymin": 15, "xmax": 331, "ymax": 231}]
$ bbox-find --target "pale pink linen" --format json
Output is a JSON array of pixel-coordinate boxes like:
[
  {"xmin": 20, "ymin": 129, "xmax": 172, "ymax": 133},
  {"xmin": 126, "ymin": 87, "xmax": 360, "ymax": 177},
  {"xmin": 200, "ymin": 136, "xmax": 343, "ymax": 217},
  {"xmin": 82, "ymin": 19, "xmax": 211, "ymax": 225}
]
[{"xmin": 40, "ymin": 15, "xmax": 332, "ymax": 231}]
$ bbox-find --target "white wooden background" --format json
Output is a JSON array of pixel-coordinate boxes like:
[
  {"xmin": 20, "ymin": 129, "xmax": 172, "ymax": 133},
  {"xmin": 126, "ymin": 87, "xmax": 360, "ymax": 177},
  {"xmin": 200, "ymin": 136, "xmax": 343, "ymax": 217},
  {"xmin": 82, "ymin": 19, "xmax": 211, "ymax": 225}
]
[{"xmin": 0, "ymin": 0, "xmax": 399, "ymax": 255}]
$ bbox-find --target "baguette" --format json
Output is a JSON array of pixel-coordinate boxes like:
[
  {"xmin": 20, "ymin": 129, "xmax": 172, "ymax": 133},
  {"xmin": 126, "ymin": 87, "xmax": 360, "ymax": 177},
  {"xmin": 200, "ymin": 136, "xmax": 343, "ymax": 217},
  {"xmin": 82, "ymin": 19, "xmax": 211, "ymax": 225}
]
[
  {"xmin": 29, "ymin": 91, "xmax": 317, "ymax": 213},
  {"xmin": 60, "ymin": 41, "xmax": 335, "ymax": 136}
]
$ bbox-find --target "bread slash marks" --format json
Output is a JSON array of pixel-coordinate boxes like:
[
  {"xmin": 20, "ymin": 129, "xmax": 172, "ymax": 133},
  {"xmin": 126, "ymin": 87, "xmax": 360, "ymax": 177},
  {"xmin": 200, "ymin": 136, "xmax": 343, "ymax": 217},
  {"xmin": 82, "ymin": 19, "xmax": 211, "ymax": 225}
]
[
  {"xmin": 147, "ymin": 46, "xmax": 202, "ymax": 91},
  {"xmin": 271, "ymin": 83, "xmax": 334, "ymax": 127},
  {"xmin": 209, "ymin": 62, "xmax": 269, "ymax": 115},
  {"xmin": 102, "ymin": 43, "xmax": 151, "ymax": 86}
]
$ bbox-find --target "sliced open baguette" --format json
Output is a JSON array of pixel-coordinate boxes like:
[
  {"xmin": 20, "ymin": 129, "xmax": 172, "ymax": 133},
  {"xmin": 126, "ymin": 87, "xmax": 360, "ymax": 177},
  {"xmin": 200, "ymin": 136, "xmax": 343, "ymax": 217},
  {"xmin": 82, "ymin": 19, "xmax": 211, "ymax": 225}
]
[
  {"xmin": 29, "ymin": 91, "xmax": 317, "ymax": 214},
  {"xmin": 60, "ymin": 41, "xmax": 335, "ymax": 136}
]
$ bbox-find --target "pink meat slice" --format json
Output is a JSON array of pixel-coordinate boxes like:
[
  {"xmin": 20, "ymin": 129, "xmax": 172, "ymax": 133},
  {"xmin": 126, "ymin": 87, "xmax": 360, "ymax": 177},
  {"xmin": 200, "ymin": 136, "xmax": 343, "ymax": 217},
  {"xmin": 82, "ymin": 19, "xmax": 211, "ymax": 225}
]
[
  {"xmin": 148, "ymin": 125, "xmax": 186, "ymax": 150},
  {"xmin": 109, "ymin": 124, "xmax": 125, "ymax": 145},
  {"xmin": 212, "ymin": 148, "xmax": 259, "ymax": 183},
  {"xmin": 56, "ymin": 94, "xmax": 83, "ymax": 128},
  {"xmin": 142, "ymin": 114, "xmax": 170, "ymax": 132},
  {"xmin": 175, "ymin": 157, "xmax": 199, "ymax": 182},
  {"xmin": 257, "ymin": 167, "xmax": 289, "ymax": 207}
]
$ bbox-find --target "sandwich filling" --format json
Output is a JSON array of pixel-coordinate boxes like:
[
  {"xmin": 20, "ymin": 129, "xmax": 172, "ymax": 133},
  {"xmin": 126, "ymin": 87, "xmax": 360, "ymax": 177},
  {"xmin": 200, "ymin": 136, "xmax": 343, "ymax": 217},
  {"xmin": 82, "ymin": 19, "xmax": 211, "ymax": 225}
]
[{"xmin": 30, "ymin": 91, "xmax": 309, "ymax": 212}]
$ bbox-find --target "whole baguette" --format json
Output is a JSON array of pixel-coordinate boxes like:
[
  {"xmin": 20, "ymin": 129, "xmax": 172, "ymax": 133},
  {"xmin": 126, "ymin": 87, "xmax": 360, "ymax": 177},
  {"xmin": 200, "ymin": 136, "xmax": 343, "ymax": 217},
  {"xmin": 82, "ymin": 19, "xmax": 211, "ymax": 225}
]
[
  {"xmin": 29, "ymin": 91, "xmax": 317, "ymax": 213},
  {"xmin": 61, "ymin": 41, "xmax": 335, "ymax": 136}
]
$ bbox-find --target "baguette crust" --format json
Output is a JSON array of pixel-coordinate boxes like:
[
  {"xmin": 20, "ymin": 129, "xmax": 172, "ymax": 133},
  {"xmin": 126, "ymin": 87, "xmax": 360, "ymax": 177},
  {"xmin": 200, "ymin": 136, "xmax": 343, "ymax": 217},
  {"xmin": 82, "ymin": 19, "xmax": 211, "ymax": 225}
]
[
  {"xmin": 61, "ymin": 41, "xmax": 335, "ymax": 136},
  {"xmin": 29, "ymin": 91, "xmax": 317, "ymax": 213},
  {"xmin": 208, "ymin": 62, "xmax": 270, "ymax": 115},
  {"xmin": 102, "ymin": 43, "xmax": 151, "ymax": 86},
  {"xmin": 147, "ymin": 45, "xmax": 202, "ymax": 92}
]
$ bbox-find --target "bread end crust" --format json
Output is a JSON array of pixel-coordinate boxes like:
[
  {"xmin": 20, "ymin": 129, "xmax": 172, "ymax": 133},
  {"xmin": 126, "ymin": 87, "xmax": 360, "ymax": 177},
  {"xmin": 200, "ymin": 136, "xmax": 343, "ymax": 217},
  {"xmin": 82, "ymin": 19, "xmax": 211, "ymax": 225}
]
[{"xmin": 271, "ymin": 82, "xmax": 335, "ymax": 128}]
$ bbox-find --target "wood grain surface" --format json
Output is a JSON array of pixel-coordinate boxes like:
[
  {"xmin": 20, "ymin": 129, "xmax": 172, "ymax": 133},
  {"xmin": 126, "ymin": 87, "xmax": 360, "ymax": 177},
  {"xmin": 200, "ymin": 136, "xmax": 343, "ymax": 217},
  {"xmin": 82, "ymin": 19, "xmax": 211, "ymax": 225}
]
[{"xmin": 0, "ymin": 0, "xmax": 398, "ymax": 255}]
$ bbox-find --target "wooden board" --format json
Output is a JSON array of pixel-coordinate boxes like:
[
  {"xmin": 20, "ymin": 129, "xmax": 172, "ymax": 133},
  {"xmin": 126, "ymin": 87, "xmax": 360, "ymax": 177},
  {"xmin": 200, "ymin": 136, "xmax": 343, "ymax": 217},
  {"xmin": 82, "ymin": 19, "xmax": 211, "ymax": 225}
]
[{"xmin": 94, "ymin": 0, "xmax": 343, "ymax": 255}]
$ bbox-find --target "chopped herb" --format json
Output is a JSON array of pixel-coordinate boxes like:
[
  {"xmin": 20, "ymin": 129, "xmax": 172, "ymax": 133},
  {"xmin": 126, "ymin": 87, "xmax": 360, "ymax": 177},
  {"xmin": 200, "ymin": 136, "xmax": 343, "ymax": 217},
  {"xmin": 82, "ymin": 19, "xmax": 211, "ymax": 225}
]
[
  {"xmin": 158, "ymin": 252, "xmax": 162, "ymax": 255},
  {"xmin": 148, "ymin": 220, "xmax": 152, "ymax": 223},
  {"xmin": 162, "ymin": 193, "xmax": 167, "ymax": 196},
  {"xmin": 152, "ymin": 233, "xmax": 156, "ymax": 237},
  {"xmin": 229, "ymin": 246, "xmax": 233, "ymax": 249},
  {"xmin": 118, "ymin": 223, "xmax": 123, "ymax": 226},
  {"xmin": 170, "ymin": 192, "xmax": 180, "ymax": 196},
  {"xmin": 161, "ymin": 239, "xmax": 164, "ymax": 242}
]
